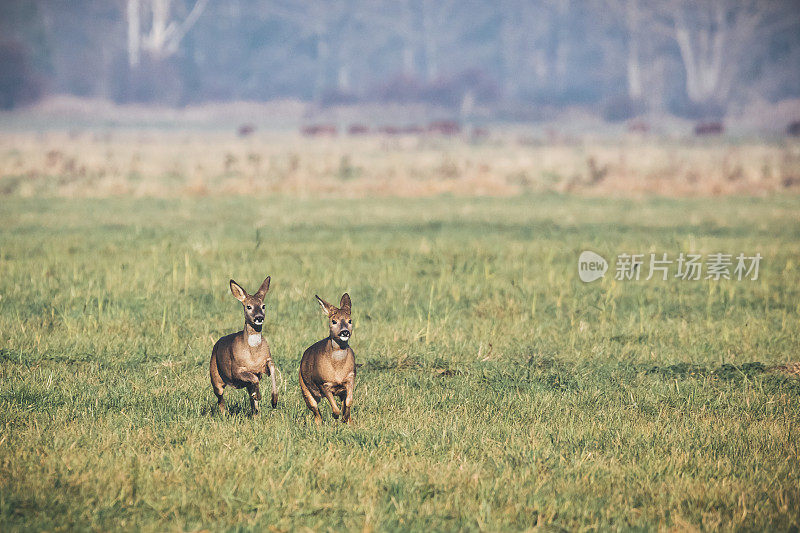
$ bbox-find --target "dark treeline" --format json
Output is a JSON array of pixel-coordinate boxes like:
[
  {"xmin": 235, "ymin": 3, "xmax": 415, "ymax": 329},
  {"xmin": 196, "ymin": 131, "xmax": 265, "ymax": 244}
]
[{"xmin": 1, "ymin": 0, "xmax": 799, "ymax": 118}]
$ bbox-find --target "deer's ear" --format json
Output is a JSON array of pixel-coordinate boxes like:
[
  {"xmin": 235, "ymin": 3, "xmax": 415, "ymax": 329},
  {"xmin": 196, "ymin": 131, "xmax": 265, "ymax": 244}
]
[
  {"xmin": 230, "ymin": 279, "xmax": 248, "ymax": 302},
  {"xmin": 339, "ymin": 293, "xmax": 351, "ymax": 313},
  {"xmin": 255, "ymin": 276, "xmax": 270, "ymax": 298},
  {"xmin": 315, "ymin": 295, "xmax": 335, "ymax": 316}
]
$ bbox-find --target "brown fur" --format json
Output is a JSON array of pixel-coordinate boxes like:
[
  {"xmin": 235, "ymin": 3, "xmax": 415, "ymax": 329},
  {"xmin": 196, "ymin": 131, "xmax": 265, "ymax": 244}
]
[
  {"xmin": 210, "ymin": 277, "xmax": 278, "ymax": 415},
  {"xmin": 299, "ymin": 293, "xmax": 356, "ymax": 424}
]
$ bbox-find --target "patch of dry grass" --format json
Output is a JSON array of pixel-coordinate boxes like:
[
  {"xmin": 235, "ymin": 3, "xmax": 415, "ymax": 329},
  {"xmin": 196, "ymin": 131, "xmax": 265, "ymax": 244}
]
[{"xmin": 1, "ymin": 130, "xmax": 799, "ymax": 198}]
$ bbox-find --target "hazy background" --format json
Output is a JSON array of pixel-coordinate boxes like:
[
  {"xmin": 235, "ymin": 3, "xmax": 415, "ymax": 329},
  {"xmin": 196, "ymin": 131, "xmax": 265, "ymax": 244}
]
[{"xmin": 2, "ymin": 0, "xmax": 800, "ymax": 127}]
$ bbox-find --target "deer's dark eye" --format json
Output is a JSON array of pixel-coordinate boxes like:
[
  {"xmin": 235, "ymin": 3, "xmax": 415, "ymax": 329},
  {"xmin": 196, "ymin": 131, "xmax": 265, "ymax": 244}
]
[
  {"xmin": 261, "ymin": 305, "xmax": 265, "ymax": 310},
  {"xmin": 246, "ymin": 305, "xmax": 252, "ymax": 310},
  {"xmin": 348, "ymin": 320, "xmax": 352, "ymax": 324},
  {"xmin": 332, "ymin": 320, "xmax": 337, "ymax": 324}
]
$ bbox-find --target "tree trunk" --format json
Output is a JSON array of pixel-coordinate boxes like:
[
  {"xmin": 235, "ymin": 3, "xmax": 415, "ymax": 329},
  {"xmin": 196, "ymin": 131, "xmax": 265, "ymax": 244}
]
[
  {"xmin": 127, "ymin": 0, "xmax": 140, "ymax": 67},
  {"xmin": 625, "ymin": 0, "xmax": 642, "ymax": 101},
  {"xmin": 673, "ymin": 2, "xmax": 727, "ymax": 104},
  {"xmin": 337, "ymin": 64, "xmax": 350, "ymax": 92},
  {"xmin": 421, "ymin": 0, "xmax": 438, "ymax": 82},
  {"xmin": 402, "ymin": 44, "xmax": 415, "ymax": 78},
  {"xmin": 499, "ymin": 10, "xmax": 519, "ymax": 99},
  {"xmin": 533, "ymin": 49, "xmax": 548, "ymax": 85},
  {"xmin": 148, "ymin": 0, "xmax": 171, "ymax": 59},
  {"xmin": 315, "ymin": 32, "xmax": 329, "ymax": 99},
  {"xmin": 627, "ymin": 38, "xmax": 642, "ymax": 100},
  {"xmin": 553, "ymin": 0, "xmax": 570, "ymax": 89}
]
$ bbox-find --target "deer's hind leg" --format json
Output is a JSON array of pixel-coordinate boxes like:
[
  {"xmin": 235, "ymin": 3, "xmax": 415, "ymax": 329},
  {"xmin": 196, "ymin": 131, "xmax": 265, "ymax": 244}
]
[
  {"xmin": 321, "ymin": 384, "xmax": 342, "ymax": 419},
  {"xmin": 299, "ymin": 369, "xmax": 322, "ymax": 425},
  {"xmin": 230, "ymin": 369, "xmax": 260, "ymax": 417},
  {"xmin": 337, "ymin": 391, "xmax": 349, "ymax": 423},
  {"xmin": 210, "ymin": 352, "xmax": 227, "ymax": 415},
  {"xmin": 341, "ymin": 373, "xmax": 355, "ymax": 423}
]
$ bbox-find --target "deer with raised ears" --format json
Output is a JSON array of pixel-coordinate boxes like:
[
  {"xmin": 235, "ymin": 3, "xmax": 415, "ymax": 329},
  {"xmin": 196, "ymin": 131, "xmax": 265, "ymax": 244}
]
[
  {"xmin": 210, "ymin": 276, "xmax": 278, "ymax": 416},
  {"xmin": 299, "ymin": 293, "xmax": 356, "ymax": 424}
]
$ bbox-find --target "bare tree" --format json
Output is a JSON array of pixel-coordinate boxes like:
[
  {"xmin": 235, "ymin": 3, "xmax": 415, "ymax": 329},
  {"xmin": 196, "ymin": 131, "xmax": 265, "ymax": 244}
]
[
  {"xmin": 356, "ymin": 0, "xmax": 475, "ymax": 82},
  {"xmin": 269, "ymin": 0, "xmax": 359, "ymax": 98},
  {"xmin": 420, "ymin": 0, "xmax": 466, "ymax": 82},
  {"xmin": 358, "ymin": 0, "xmax": 422, "ymax": 79},
  {"xmin": 127, "ymin": 0, "xmax": 208, "ymax": 67},
  {"xmin": 498, "ymin": 0, "xmax": 541, "ymax": 98},
  {"xmin": 498, "ymin": 0, "xmax": 573, "ymax": 99},
  {"xmin": 656, "ymin": 0, "xmax": 799, "ymax": 107},
  {"xmin": 605, "ymin": 0, "xmax": 644, "ymax": 101}
]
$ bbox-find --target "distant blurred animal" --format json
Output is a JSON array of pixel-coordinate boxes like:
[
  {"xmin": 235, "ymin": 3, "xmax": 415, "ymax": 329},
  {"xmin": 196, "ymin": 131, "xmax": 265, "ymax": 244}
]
[
  {"xmin": 237, "ymin": 123, "xmax": 256, "ymax": 137},
  {"xmin": 787, "ymin": 120, "xmax": 800, "ymax": 137},
  {"xmin": 470, "ymin": 126, "xmax": 489, "ymax": 141},
  {"xmin": 694, "ymin": 122, "xmax": 724, "ymax": 136},
  {"xmin": 402, "ymin": 125, "xmax": 424, "ymax": 135},
  {"xmin": 348, "ymin": 123, "xmax": 369, "ymax": 135},
  {"xmin": 627, "ymin": 120, "xmax": 650, "ymax": 134},
  {"xmin": 428, "ymin": 120, "xmax": 461, "ymax": 136},
  {"xmin": 378, "ymin": 125, "xmax": 401, "ymax": 136},
  {"xmin": 301, "ymin": 124, "xmax": 337, "ymax": 137}
]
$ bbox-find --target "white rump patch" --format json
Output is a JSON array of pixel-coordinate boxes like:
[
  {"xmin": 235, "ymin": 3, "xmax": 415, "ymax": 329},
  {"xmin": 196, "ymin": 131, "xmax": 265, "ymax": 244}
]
[{"xmin": 248, "ymin": 334, "xmax": 262, "ymax": 347}]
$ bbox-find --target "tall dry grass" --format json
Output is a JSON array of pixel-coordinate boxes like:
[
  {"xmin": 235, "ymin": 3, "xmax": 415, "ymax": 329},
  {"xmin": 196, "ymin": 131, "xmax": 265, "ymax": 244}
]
[{"xmin": 1, "ymin": 130, "xmax": 799, "ymax": 198}]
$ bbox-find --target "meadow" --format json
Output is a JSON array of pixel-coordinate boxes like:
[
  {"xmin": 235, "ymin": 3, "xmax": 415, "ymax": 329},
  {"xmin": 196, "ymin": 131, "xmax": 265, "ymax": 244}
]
[{"xmin": 0, "ymin": 191, "xmax": 799, "ymax": 531}]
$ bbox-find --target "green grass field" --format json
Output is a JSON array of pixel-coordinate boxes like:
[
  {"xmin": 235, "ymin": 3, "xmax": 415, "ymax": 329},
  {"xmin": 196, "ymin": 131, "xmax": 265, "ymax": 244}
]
[{"xmin": 1, "ymin": 194, "xmax": 799, "ymax": 531}]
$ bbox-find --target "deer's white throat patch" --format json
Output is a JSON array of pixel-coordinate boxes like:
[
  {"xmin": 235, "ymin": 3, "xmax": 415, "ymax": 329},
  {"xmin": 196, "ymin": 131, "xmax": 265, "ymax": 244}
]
[{"xmin": 248, "ymin": 334, "xmax": 262, "ymax": 347}]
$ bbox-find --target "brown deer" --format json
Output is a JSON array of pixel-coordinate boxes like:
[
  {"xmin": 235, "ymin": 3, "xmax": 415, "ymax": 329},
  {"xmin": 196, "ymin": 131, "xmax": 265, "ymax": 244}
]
[
  {"xmin": 694, "ymin": 121, "xmax": 724, "ymax": 136},
  {"xmin": 428, "ymin": 120, "xmax": 461, "ymax": 136},
  {"xmin": 301, "ymin": 124, "xmax": 337, "ymax": 137},
  {"xmin": 237, "ymin": 123, "xmax": 256, "ymax": 137},
  {"xmin": 299, "ymin": 293, "xmax": 356, "ymax": 424},
  {"xmin": 210, "ymin": 277, "xmax": 278, "ymax": 416},
  {"xmin": 347, "ymin": 123, "xmax": 370, "ymax": 135}
]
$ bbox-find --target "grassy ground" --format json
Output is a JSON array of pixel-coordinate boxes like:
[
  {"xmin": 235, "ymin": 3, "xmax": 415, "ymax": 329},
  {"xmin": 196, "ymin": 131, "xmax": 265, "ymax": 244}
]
[{"xmin": 0, "ymin": 194, "xmax": 799, "ymax": 531}]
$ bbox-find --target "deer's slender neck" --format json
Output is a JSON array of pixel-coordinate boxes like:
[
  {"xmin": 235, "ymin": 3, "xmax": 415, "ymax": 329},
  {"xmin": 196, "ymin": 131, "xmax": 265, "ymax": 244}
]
[
  {"xmin": 245, "ymin": 322, "xmax": 261, "ymax": 334},
  {"xmin": 329, "ymin": 336, "xmax": 348, "ymax": 351},
  {"xmin": 244, "ymin": 322, "xmax": 262, "ymax": 346}
]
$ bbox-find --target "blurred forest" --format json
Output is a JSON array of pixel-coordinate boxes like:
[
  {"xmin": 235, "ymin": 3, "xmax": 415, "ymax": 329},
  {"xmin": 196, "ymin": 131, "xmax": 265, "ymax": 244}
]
[{"xmin": 1, "ymin": 0, "xmax": 799, "ymax": 119}]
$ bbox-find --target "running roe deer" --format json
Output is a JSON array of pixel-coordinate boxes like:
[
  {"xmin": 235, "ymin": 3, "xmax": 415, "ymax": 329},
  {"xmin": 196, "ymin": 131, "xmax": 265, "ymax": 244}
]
[
  {"xmin": 210, "ymin": 277, "xmax": 278, "ymax": 415},
  {"xmin": 299, "ymin": 293, "xmax": 356, "ymax": 424}
]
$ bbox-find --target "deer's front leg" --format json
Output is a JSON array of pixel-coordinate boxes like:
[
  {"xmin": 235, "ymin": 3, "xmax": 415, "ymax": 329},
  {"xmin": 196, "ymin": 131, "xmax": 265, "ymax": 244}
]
[
  {"xmin": 267, "ymin": 360, "xmax": 278, "ymax": 408},
  {"xmin": 321, "ymin": 383, "xmax": 342, "ymax": 419},
  {"xmin": 247, "ymin": 383, "xmax": 260, "ymax": 416}
]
